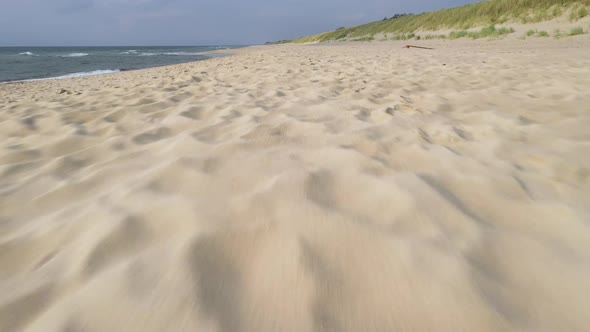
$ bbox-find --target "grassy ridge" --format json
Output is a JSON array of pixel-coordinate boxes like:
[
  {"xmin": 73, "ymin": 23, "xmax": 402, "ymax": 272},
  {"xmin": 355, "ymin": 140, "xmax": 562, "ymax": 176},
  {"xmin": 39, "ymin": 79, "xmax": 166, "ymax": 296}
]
[{"xmin": 290, "ymin": 0, "xmax": 590, "ymax": 43}]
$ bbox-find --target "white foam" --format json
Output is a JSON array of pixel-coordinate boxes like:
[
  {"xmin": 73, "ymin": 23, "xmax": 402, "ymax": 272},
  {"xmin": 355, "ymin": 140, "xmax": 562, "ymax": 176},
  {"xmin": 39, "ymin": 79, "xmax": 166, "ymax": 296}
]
[
  {"xmin": 163, "ymin": 52, "xmax": 205, "ymax": 56},
  {"xmin": 20, "ymin": 70, "xmax": 120, "ymax": 82},
  {"xmin": 121, "ymin": 50, "xmax": 138, "ymax": 55},
  {"xmin": 62, "ymin": 53, "xmax": 89, "ymax": 57},
  {"xmin": 138, "ymin": 52, "xmax": 205, "ymax": 56},
  {"xmin": 18, "ymin": 51, "xmax": 37, "ymax": 56}
]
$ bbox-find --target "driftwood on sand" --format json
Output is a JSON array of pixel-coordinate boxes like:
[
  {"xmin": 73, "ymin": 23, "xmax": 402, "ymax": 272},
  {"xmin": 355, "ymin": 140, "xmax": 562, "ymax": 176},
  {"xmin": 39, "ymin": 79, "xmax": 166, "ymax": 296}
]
[{"xmin": 403, "ymin": 45, "xmax": 434, "ymax": 50}]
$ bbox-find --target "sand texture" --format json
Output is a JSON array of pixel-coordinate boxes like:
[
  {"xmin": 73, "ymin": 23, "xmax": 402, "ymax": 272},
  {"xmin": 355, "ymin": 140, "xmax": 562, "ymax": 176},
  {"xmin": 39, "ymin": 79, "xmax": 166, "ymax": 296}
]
[{"xmin": 1, "ymin": 38, "xmax": 590, "ymax": 331}]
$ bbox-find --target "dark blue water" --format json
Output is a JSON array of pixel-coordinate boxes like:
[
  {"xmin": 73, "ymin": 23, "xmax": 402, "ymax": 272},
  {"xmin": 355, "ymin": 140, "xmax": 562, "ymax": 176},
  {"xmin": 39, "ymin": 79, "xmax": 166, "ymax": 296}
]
[{"xmin": 0, "ymin": 46, "xmax": 241, "ymax": 82}]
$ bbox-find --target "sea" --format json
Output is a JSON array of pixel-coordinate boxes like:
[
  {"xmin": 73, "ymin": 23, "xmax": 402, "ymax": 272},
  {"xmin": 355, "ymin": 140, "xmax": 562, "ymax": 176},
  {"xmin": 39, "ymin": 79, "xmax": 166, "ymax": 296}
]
[{"xmin": 0, "ymin": 46, "xmax": 242, "ymax": 83}]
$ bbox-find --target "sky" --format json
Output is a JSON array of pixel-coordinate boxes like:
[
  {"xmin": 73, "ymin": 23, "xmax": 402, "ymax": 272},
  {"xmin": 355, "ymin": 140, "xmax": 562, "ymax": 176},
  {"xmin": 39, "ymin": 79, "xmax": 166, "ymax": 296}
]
[{"xmin": 0, "ymin": 0, "xmax": 479, "ymax": 46}]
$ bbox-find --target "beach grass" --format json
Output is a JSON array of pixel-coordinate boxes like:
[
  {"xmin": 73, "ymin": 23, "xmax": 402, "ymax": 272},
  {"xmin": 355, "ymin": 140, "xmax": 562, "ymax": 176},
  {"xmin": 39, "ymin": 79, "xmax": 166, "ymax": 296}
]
[
  {"xmin": 422, "ymin": 34, "xmax": 448, "ymax": 40},
  {"xmin": 390, "ymin": 33, "xmax": 416, "ymax": 41},
  {"xmin": 568, "ymin": 26, "xmax": 586, "ymax": 35},
  {"xmin": 353, "ymin": 36, "xmax": 375, "ymax": 42},
  {"xmin": 570, "ymin": 6, "xmax": 589, "ymax": 19},
  {"xmin": 289, "ymin": 0, "xmax": 590, "ymax": 43},
  {"xmin": 524, "ymin": 29, "xmax": 556, "ymax": 38},
  {"xmin": 448, "ymin": 25, "xmax": 515, "ymax": 39}
]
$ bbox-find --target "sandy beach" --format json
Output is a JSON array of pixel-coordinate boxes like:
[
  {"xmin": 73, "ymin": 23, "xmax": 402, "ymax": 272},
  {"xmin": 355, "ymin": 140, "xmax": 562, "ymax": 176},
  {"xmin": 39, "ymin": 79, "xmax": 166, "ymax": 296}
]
[{"xmin": 1, "ymin": 37, "xmax": 590, "ymax": 331}]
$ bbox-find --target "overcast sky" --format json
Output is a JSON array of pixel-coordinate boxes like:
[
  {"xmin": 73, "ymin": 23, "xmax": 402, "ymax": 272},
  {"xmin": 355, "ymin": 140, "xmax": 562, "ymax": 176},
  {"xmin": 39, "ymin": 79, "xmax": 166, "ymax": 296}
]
[{"xmin": 0, "ymin": 0, "xmax": 478, "ymax": 46}]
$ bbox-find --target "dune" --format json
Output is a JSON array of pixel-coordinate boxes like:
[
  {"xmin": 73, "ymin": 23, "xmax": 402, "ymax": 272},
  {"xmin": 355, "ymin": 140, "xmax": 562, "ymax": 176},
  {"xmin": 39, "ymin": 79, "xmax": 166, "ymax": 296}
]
[
  {"xmin": 284, "ymin": 0, "xmax": 590, "ymax": 43},
  {"xmin": 1, "ymin": 37, "xmax": 590, "ymax": 331}
]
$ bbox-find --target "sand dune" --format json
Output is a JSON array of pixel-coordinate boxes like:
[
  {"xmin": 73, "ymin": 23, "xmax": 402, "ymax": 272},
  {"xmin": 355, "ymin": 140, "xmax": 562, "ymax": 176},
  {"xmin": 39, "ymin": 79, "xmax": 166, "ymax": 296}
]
[{"xmin": 1, "ymin": 38, "xmax": 590, "ymax": 331}]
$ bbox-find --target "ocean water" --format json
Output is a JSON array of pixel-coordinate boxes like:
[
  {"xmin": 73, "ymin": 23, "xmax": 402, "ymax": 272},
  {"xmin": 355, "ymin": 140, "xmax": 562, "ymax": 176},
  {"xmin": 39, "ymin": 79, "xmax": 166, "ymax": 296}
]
[{"xmin": 0, "ymin": 46, "xmax": 241, "ymax": 82}]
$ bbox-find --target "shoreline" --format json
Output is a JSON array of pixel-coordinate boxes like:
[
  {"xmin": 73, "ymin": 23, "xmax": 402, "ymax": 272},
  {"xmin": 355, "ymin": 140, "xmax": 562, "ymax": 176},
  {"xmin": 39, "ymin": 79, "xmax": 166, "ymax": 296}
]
[
  {"xmin": 0, "ymin": 47, "xmax": 244, "ymax": 85},
  {"xmin": 3, "ymin": 33, "xmax": 589, "ymax": 86}
]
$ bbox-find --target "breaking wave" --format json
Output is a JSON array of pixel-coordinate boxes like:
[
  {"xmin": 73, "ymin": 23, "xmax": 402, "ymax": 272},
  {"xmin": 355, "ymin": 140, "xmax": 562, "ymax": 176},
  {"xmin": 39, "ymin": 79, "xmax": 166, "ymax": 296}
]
[
  {"xmin": 22, "ymin": 69, "xmax": 120, "ymax": 82},
  {"xmin": 138, "ymin": 52, "xmax": 205, "ymax": 56},
  {"xmin": 61, "ymin": 53, "xmax": 89, "ymax": 57}
]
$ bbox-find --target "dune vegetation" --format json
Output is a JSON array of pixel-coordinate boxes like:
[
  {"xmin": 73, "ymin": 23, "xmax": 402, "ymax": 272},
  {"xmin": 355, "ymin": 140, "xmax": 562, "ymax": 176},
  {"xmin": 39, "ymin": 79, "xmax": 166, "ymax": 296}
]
[{"xmin": 285, "ymin": 0, "xmax": 590, "ymax": 43}]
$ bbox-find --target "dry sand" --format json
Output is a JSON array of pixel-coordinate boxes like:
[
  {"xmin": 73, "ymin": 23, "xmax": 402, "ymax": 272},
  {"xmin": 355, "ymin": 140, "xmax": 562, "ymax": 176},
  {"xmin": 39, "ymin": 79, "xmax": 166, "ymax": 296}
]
[{"xmin": 1, "ymin": 37, "xmax": 590, "ymax": 332}]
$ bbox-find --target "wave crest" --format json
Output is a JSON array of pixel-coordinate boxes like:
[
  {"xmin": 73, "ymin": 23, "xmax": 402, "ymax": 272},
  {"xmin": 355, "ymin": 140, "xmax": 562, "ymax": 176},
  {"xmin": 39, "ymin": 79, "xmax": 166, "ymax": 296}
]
[
  {"xmin": 22, "ymin": 69, "xmax": 120, "ymax": 82},
  {"xmin": 138, "ymin": 52, "xmax": 205, "ymax": 57},
  {"xmin": 62, "ymin": 53, "xmax": 89, "ymax": 57}
]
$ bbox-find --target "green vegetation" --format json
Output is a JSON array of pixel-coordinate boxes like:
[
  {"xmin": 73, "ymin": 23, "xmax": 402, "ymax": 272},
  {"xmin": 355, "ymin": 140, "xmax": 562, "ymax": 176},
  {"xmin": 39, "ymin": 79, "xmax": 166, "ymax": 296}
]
[
  {"xmin": 353, "ymin": 36, "xmax": 375, "ymax": 42},
  {"xmin": 448, "ymin": 25, "xmax": 515, "ymax": 39},
  {"xmin": 568, "ymin": 26, "xmax": 586, "ymax": 35},
  {"xmin": 390, "ymin": 33, "xmax": 416, "ymax": 40},
  {"xmin": 266, "ymin": 40, "xmax": 291, "ymax": 45},
  {"xmin": 550, "ymin": 27, "xmax": 585, "ymax": 38},
  {"xmin": 570, "ymin": 6, "xmax": 588, "ymax": 19},
  {"xmin": 286, "ymin": 0, "xmax": 590, "ymax": 43},
  {"xmin": 422, "ymin": 34, "xmax": 448, "ymax": 40},
  {"xmin": 523, "ymin": 29, "xmax": 556, "ymax": 38}
]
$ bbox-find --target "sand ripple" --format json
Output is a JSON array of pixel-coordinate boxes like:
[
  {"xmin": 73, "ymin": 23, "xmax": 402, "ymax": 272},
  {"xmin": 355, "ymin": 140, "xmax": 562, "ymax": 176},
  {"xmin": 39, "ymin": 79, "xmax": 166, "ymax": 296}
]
[{"xmin": 1, "ymin": 39, "xmax": 590, "ymax": 331}]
